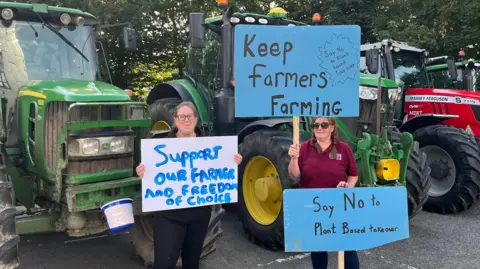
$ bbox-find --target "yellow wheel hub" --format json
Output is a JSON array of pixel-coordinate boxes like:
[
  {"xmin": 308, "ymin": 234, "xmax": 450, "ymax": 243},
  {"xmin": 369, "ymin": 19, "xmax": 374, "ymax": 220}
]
[
  {"xmin": 152, "ymin": 120, "xmax": 171, "ymax": 131},
  {"xmin": 243, "ymin": 156, "xmax": 283, "ymax": 226}
]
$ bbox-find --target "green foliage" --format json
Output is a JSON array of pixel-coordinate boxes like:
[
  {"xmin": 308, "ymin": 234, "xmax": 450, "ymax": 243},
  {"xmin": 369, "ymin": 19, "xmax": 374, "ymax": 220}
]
[
  {"xmin": 19, "ymin": 0, "xmax": 480, "ymax": 90},
  {"xmin": 130, "ymin": 63, "xmax": 178, "ymax": 89}
]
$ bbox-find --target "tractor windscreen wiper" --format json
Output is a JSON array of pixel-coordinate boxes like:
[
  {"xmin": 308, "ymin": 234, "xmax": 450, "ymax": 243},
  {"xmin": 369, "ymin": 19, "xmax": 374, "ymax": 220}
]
[{"xmin": 44, "ymin": 22, "xmax": 89, "ymax": 62}]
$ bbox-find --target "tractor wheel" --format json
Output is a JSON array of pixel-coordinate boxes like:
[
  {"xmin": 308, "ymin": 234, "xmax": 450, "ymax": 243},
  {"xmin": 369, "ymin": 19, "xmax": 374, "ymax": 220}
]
[
  {"xmin": 131, "ymin": 205, "xmax": 225, "ymax": 267},
  {"xmin": 0, "ymin": 159, "xmax": 20, "ymax": 268},
  {"xmin": 404, "ymin": 141, "xmax": 432, "ymax": 218},
  {"xmin": 386, "ymin": 129, "xmax": 432, "ymax": 218},
  {"xmin": 149, "ymin": 97, "xmax": 182, "ymax": 134},
  {"xmin": 237, "ymin": 128, "xmax": 294, "ymax": 250},
  {"xmin": 413, "ymin": 125, "xmax": 480, "ymax": 214}
]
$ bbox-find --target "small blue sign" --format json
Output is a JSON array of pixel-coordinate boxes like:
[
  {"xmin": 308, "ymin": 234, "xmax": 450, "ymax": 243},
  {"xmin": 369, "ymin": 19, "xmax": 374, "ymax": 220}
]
[
  {"xmin": 233, "ymin": 25, "xmax": 361, "ymax": 117},
  {"xmin": 283, "ymin": 187, "xmax": 409, "ymax": 252}
]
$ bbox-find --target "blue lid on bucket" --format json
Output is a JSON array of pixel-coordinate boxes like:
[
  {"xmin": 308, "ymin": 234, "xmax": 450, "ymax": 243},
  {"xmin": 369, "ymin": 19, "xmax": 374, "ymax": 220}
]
[
  {"xmin": 101, "ymin": 198, "xmax": 135, "ymax": 233},
  {"xmin": 101, "ymin": 198, "xmax": 133, "ymax": 211}
]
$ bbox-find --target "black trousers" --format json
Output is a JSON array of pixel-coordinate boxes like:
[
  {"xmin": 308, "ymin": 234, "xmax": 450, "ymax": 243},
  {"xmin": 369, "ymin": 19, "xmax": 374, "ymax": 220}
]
[
  {"xmin": 311, "ymin": 251, "xmax": 360, "ymax": 269},
  {"xmin": 153, "ymin": 206, "xmax": 211, "ymax": 269}
]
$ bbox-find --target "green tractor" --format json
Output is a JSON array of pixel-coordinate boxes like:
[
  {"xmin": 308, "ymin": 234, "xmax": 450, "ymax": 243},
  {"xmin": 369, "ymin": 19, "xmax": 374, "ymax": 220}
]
[
  {"xmin": 361, "ymin": 39, "xmax": 480, "ymax": 214},
  {"xmin": 0, "ymin": 2, "xmax": 225, "ymax": 268},
  {"xmin": 426, "ymin": 53, "xmax": 480, "ymax": 92},
  {"xmin": 146, "ymin": 3, "xmax": 431, "ymax": 251}
]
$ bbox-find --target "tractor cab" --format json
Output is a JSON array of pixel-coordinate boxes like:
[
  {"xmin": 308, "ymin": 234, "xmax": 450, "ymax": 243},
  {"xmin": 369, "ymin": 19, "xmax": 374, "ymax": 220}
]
[
  {"xmin": 426, "ymin": 51, "xmax": 480, "ymax": 92},
  {"xmin": 360, "ymin": 40, "xmax": 430, "ymax": 124}
]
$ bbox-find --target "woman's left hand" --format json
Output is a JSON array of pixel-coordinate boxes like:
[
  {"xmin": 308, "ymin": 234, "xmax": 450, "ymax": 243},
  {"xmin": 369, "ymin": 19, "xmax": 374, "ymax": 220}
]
[
  {"xmin": 234, "ymin": 153, "xmax": 243, "ymax": 165},
  {"xmin": 337, "ymin": 181, "xmax": 348, "ymax": 188}
]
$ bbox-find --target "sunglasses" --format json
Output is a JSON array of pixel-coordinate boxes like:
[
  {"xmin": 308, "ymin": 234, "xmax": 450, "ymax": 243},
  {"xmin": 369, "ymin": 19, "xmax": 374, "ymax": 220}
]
[{"xmin": 311, "ymin": 122, "xmax": 331, "ymax": 129}]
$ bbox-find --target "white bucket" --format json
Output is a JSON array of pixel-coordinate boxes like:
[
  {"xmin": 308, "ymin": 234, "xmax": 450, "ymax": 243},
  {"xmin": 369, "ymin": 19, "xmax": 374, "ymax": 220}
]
[{"xmin": 101, "ymin": 198, "xmax": 135, "ymax": 233}]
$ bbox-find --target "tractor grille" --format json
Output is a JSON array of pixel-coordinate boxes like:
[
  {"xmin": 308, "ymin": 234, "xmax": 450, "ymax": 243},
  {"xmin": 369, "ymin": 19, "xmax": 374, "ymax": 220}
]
[
  {"xmin": 44, "ymin": 102, "xmax": 132, "ymax": 175},
  {"xmin": 355, "ymin": 92, "xmax": 392, "ymax": 137}
]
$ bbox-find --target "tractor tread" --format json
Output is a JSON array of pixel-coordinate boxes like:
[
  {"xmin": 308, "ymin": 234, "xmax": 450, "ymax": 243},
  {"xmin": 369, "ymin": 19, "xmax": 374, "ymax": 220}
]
[
  {"xmin": 406, "ymin": 141, "xmax": 432, "ymax": 218},
  {"xmin": 414, "ymin": 125, "xmax": 480, "ymax": 214},
  {"xmin": 0, "ymin": 165, "xmax": 20, "ymax": 269},
  {"xmin": 391, "ymin": 131, "xmax": 432, "ymax": 219},
  {"xmin": 149, "ymin": 97, "xmax": 182, "ymax": 129}
]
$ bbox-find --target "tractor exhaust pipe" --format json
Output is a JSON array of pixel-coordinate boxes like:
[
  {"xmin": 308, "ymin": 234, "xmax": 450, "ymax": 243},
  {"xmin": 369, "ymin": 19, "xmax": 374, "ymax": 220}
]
[{"xmin": 214, "ymin": 5, "xmax": 236, "ymax": 136}]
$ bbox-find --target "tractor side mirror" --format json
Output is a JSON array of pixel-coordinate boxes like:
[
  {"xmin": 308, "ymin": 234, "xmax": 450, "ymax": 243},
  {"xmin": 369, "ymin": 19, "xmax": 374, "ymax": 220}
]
[
  {"xmin": 123, "ymin": 27, "xmax": 137, "ymax": 51},
  {"xmin": 365, "ymin": 49, "xmax": 379, "ymax": 74},
  {"xmin": 189, "ymin": 13, "xmax": 205, "ymax": 49},
  {"xmin": 447, "ymin": 57, "xmax": 457, "ymax": 82}
]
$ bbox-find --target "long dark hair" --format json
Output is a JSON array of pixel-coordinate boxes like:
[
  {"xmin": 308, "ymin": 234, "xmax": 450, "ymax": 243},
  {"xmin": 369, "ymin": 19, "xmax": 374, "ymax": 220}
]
[{"xmin": 311, "ymin": 117, "xmax": 338, "ymax": 160}]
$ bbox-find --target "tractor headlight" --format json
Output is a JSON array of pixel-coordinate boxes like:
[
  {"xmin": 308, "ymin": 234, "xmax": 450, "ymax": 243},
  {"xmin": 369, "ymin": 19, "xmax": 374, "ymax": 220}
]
[
  {"xmin": 68, "ymin": 136, "xmax": 134, "ymax": 157},
  {"xmin": 82, "ymin": 139, "xmax": 100, "ymax": 155},
  {"xmin": 359, "ymin": 86, "xmax": 377, "ymax": 100},
  {"xmin": 359, "ymin": 86, "xmax": 401, "ymax": 101},
  {"xmin": 110, "ymin": 137, "xmax": 126, "ymax": 153}
]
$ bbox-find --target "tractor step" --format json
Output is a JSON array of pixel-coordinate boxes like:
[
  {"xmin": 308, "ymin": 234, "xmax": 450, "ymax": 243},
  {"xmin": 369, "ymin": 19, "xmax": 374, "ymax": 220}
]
[{"xmin": 65, "ymin": 177, "xmax": 142, "ymax": 212}]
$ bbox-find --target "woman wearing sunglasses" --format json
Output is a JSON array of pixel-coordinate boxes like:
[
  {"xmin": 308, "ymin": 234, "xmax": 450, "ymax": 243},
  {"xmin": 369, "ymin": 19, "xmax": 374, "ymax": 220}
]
[{"xmin": 288, "ymin": 117, "xmax": 360, "ymax": 269}]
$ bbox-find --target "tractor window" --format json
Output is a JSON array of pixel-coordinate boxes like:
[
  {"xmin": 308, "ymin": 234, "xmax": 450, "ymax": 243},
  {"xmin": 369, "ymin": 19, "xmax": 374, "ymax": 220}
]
[
  {"xmin": 428, "ymin": 69, "xmax": 459, "ymax": 89},
  {"xmin": 0, "ymin": 20, "xmax": 97, "ymax": 92},
  {"xmin": 391, "ymin": 51, "xmax": 428, "ymax": 89}
]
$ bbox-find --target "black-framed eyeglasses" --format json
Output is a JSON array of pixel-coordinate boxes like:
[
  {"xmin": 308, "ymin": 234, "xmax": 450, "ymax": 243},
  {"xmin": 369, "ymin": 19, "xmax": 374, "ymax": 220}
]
[
  {"xmin": 311, "ymin": 122, "xmax": 330, "ymax": 129},
  {"xmin": 176, "ymin": 114, "xmax": 196, "ymax": 121}
]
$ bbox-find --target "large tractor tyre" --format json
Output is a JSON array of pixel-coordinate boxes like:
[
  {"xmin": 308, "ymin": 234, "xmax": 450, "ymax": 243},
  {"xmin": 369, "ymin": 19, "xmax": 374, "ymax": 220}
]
[
  {"xmin": 404, "ymin": 141, "xmax": 432, "ymax": 218},
  {"xmin": 0, "ymin": 159, "xmax": 20, "ymax": 269},
  {"xmin": 237, "ymin": 128, "xmax": 294, "ymax": 251},
  {"xmin": 413, "ymin": 125, "xmax": 480, "ymax": 214},
  {"xmin": 131, "ymin": 205, "xmax": 225, "ymax": 267},
  {"xmin": 149, "ymin": 97, "xmax": 182, "ymax": 133},
  {"xmin": 388, "ymin": 130, "xmax": 431, "ymax": 218}
]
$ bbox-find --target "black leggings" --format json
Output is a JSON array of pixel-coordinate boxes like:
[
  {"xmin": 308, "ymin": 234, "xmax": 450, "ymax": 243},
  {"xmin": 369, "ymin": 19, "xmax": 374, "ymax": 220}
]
[
  {"xmin": 311, "ymin": 251, "xmax": 360, "ymax": 269},
  {"xmin": 153, "ymin": 207, "xmax": 211, "ymax": 269}
]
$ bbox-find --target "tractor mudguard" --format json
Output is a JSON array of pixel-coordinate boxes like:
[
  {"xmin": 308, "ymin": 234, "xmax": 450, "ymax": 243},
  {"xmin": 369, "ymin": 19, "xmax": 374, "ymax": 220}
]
[
  {"xmin": 399, "ymin": 114, "xmax": 459, "ymax": 133},
  {"xmin": 146, "ymin": 81, "xmax": 194, "ymax": 105},
  {"xmin": 146, "ymin": 79, "xmax": 210, "ymax": 124},
  {"xmin": 238, "ymin": 118, "xmax": 292, "ymax": 143}
]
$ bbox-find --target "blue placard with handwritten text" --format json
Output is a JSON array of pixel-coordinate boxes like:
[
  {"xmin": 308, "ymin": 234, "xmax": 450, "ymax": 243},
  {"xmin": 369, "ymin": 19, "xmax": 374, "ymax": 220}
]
[
  {"xmin": 283, "ymin": 187, "xmax": 409, "ymax": 252},
  {"xmin": 233, "ymin": 25, "xmax": 361, "ymax": 117}
]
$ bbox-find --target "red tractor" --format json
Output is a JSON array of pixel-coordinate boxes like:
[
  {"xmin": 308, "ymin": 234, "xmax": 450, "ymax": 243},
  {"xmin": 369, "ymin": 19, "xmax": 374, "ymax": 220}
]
[{"xmin": 361, "ymin": 40, "xmax": 480, "ymax": 215}]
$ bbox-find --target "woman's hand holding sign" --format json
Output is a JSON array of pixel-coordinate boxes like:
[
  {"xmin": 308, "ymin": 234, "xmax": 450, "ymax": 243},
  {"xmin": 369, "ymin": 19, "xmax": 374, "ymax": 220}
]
[
  {"xmin": 288, "ymin": 144, "xmax": 299, "ymax": 159},
  {"xmin": 136, "ymin": 163, "xmax": 145, "ymax": 179},
  {"xmin": 234, "ymin": 153, "xmax": 243, "ymax": 165}
]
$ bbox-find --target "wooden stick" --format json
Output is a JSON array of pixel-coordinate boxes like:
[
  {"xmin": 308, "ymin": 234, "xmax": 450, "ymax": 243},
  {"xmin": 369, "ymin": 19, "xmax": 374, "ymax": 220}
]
[
  {"xmin": 338, "ymin": 251, "xmax": 345, "ymax": 269},
  {"xmin": 293, "ymin": 116, "xmax": 300, "ymax": 145}
]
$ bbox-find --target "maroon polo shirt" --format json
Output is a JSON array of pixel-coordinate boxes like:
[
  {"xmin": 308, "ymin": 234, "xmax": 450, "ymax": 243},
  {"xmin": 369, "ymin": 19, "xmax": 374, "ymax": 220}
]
[{"xmin": 298, "ymin": 139, "xmax": 358, "ymax": 189}]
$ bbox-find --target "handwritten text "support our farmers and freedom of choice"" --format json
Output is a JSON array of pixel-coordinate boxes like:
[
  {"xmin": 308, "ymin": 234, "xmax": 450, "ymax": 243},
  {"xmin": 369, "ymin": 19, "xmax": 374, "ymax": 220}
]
[
  {"xmin": 140, "ymin": 136, "xmax": 238, "ymax": 212},
  {"xmin": 283, "ymin": 187, "xmax": 409, "ymax": 252},
  {"xmin": 233, "ymin": 25, "xmax": 361, "ymax": 118}
]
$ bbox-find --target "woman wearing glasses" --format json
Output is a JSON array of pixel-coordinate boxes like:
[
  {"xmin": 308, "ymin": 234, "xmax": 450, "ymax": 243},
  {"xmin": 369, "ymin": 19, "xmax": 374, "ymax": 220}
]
[
  {"xmin": 287, "ymin": 117, "xmax": 360, "ymax": 269},
  {"xmin": 136, "ymin": 101, "xmax": 243, "ymax": 269}
]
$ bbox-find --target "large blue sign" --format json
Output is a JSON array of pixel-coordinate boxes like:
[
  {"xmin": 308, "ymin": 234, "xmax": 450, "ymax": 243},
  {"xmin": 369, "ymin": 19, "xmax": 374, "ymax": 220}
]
[
  {"xmin": 233, "ymin": 25, "xmax": 361, "ymax": 117},
  {"xmin": 283, "ymin": 187, "xmax": 409, "ymax": 252}
]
